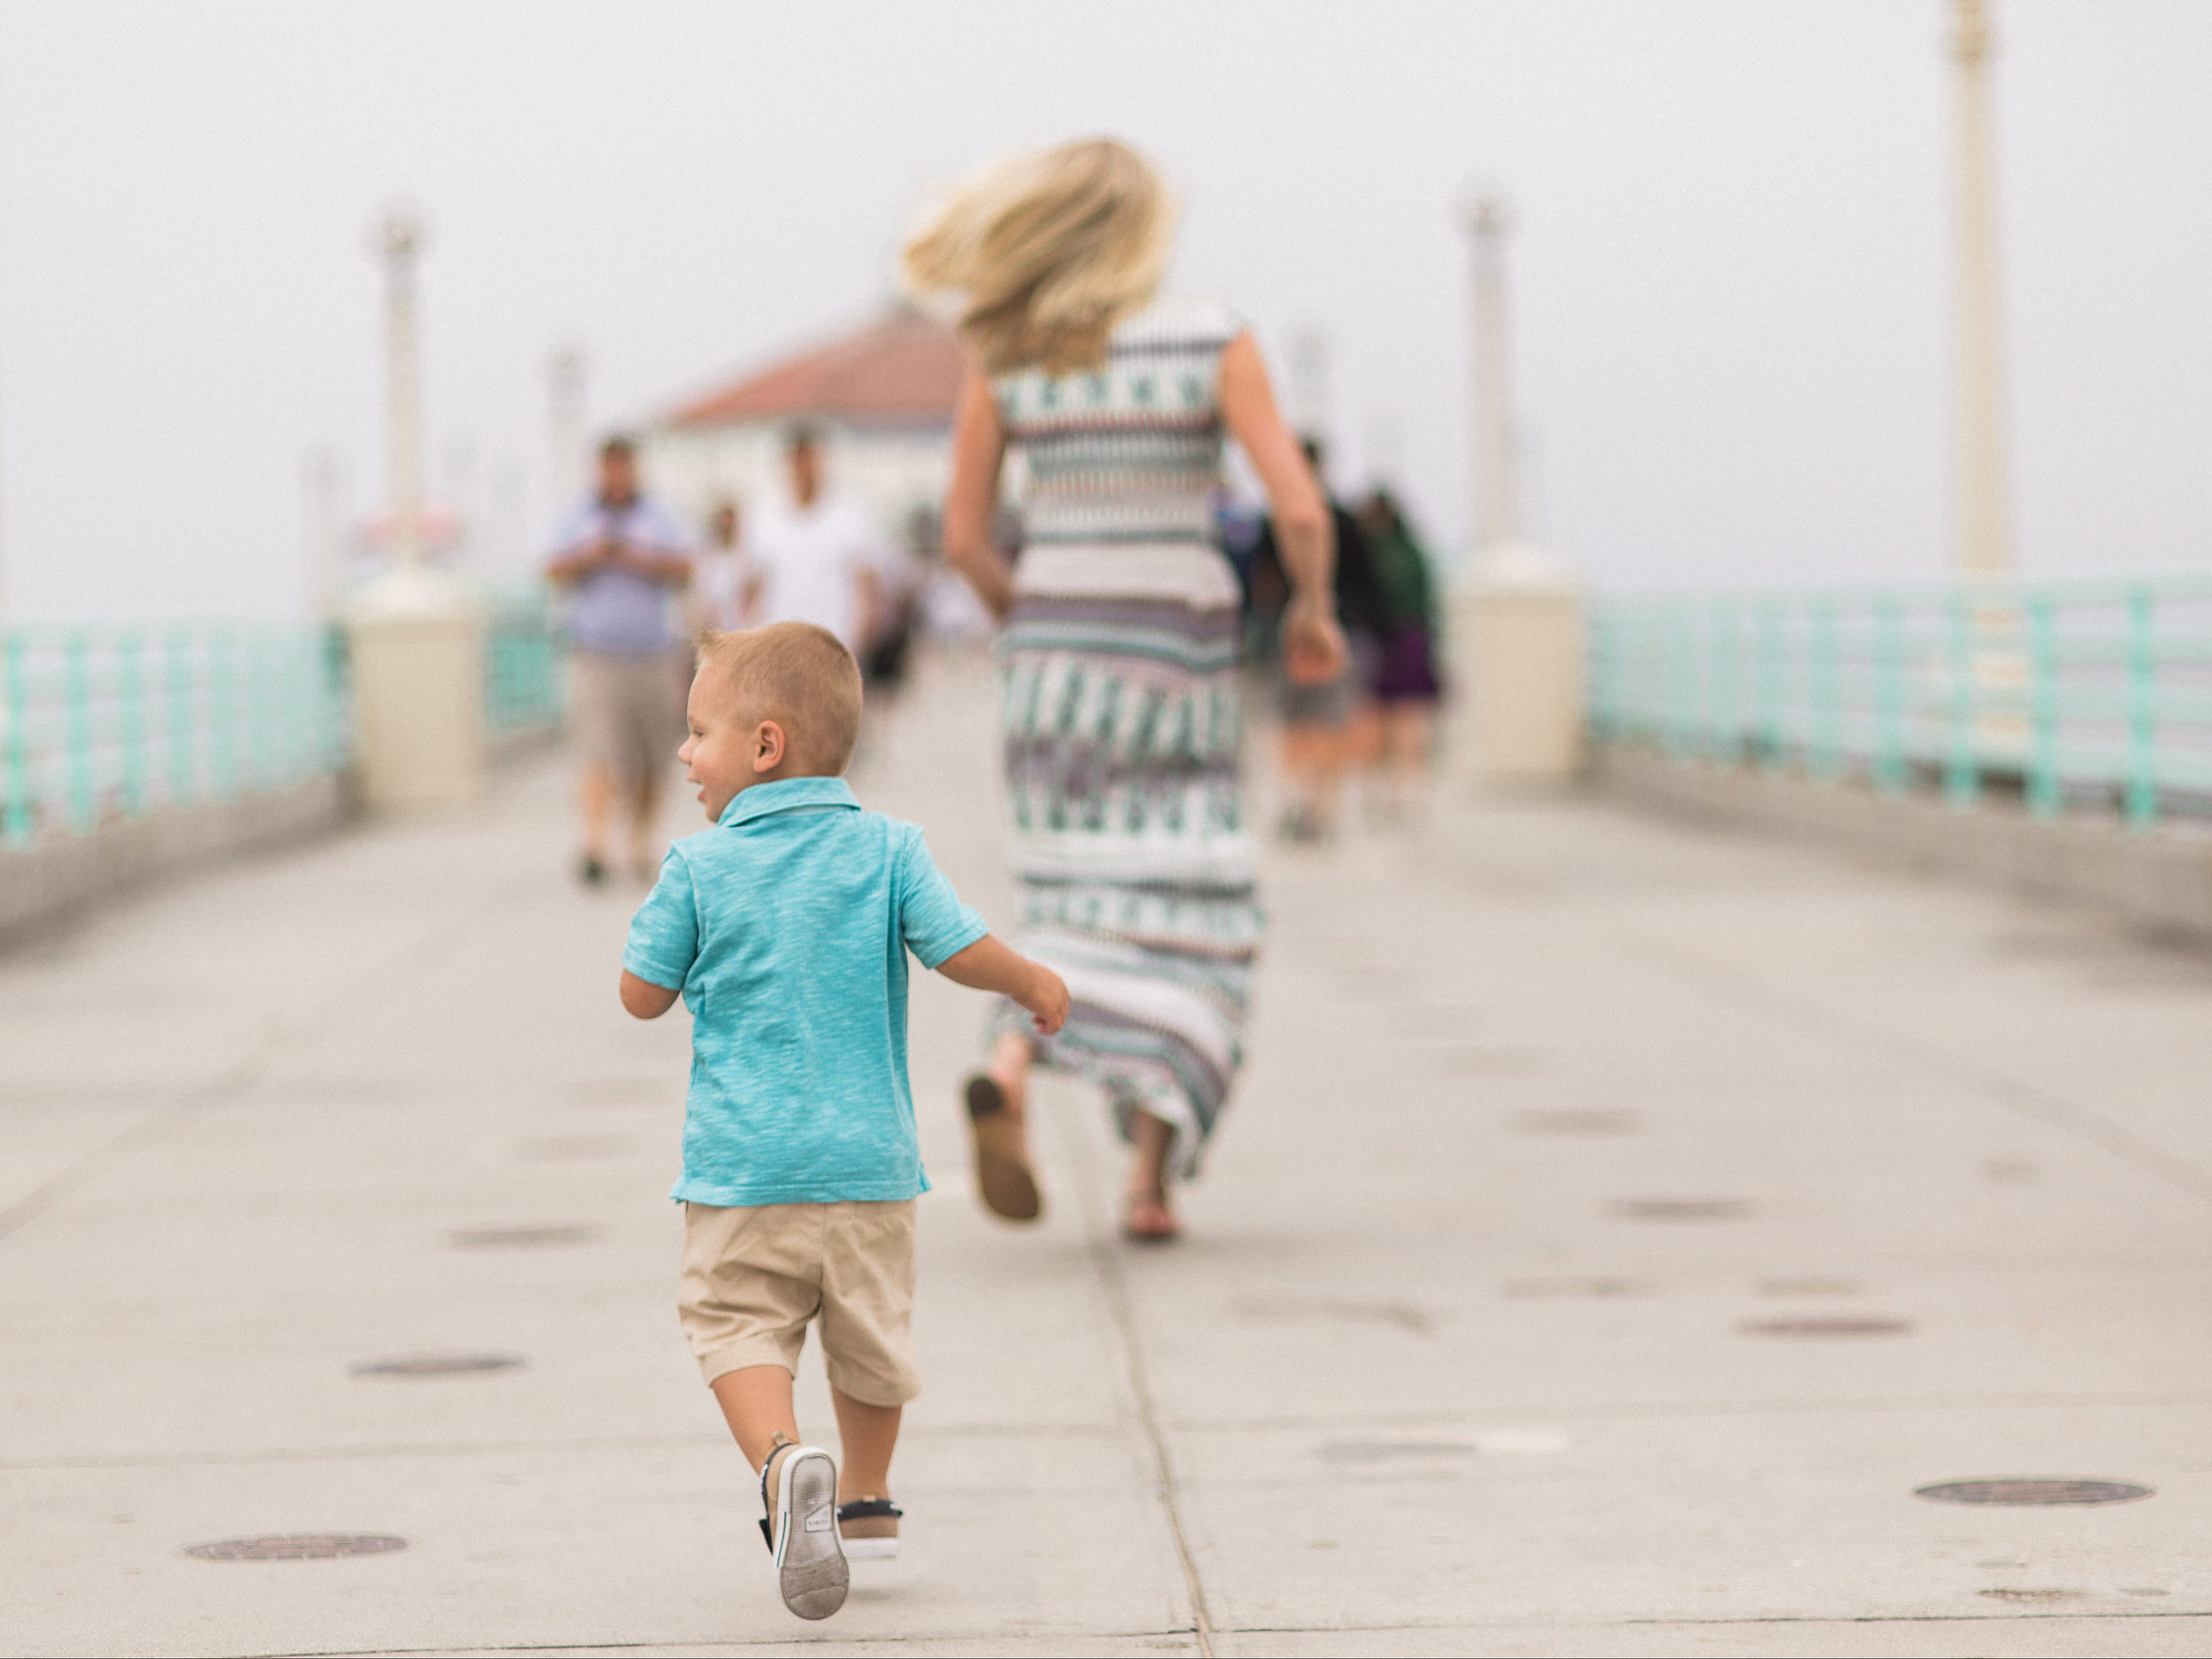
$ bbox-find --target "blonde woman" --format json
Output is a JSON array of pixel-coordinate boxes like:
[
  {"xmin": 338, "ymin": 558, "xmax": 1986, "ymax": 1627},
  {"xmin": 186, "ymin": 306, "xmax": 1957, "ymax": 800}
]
[{"xmin": 906, "ymin": 138, "xmax": 1345, "ymax": 1240}]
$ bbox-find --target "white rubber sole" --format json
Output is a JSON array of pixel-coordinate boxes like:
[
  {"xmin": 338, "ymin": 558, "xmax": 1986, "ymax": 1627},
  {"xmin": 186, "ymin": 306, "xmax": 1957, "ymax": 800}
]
[
  {"xmin": 770, "ymin": 1447, "xmax": 847, "ymax": 1619},
  {"xmin": 842, "ymin": 1536, "xmax": 899, "ymax": 1562}
]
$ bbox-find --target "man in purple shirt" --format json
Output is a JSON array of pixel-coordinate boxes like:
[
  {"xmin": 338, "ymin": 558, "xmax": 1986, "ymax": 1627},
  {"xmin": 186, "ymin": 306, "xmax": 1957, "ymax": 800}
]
[{"xmin": 544, "ymin": 436, "xmax": 695, "ymax": 885}]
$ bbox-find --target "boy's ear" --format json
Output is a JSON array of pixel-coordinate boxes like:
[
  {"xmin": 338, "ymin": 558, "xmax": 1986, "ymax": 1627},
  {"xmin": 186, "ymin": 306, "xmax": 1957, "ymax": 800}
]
[{"xmin": 751, "ymin": 719, "xmax": 787, "ymax": 775}]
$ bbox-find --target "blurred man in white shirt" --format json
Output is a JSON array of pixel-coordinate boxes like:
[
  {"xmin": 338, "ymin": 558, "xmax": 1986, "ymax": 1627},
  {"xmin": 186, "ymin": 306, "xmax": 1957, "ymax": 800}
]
[
  {"xmin": 744, "ymin": 428, "xmax": 888, "ymax": 657},
  {"xmin": 690, "ymin": 498, "xmax": 752, "ymax": 634}
]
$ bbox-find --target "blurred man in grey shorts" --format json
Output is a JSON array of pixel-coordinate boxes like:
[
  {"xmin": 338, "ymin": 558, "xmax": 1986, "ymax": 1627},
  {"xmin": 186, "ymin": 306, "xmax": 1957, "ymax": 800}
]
[{"xmin": 544, "ymin": 436, "xmax": 696, "ymax": 885}]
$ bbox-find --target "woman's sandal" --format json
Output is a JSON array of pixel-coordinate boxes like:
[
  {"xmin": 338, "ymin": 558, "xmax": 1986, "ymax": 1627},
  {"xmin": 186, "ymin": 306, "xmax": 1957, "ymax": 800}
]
[
  {"xmin": 1121, "ymin": 1192, "xmax": 1179, "ymax": 1243},
  {"xmin": 963, "ymin": 1075, "xmax": 1043, "ymax": 1222}
]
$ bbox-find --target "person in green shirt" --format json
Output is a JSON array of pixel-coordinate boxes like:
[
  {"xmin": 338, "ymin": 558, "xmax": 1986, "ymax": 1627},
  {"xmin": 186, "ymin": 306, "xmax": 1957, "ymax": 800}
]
[{"xmin": 1354, "ymin": 487, "xmax": 1445, "ymax": 823}]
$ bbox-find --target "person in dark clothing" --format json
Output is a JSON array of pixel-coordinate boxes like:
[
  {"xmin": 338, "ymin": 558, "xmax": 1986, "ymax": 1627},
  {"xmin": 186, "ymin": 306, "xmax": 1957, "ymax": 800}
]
[
  {"xmin": 1245, "ymin": 437, "xmax": 1383, "ymax": 842},
  {"xmin": 1355, "ymin": 487, "xmax": 1445, "ymax": 823}
]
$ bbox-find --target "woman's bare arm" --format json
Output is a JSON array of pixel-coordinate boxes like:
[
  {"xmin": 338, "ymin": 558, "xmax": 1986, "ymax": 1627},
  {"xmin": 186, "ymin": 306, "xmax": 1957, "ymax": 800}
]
[
  {"xmin": 942, "ymin": 364, "xmax": 1015, "ymax": 621},
  {"xmin": 1218, "ymin": 333, "xmax": 1347, "ymax": 684}
]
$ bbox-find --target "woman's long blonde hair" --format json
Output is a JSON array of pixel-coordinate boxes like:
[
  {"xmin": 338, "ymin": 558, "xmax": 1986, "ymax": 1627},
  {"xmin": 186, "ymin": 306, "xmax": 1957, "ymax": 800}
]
[{"xmin": 902, "ymin": 138, "xmax": 1175, "ymax": 376}]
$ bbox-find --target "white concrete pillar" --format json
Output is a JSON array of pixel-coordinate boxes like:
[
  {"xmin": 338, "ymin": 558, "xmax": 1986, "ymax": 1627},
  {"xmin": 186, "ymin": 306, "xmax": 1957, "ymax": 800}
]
[
  {"xmin": 1449, "ymin": 548, "xmax": 1586, "ymax": 786},
  {"xmin": 346, "ymin": 573, "xmax": 487, "ymax": 811}
]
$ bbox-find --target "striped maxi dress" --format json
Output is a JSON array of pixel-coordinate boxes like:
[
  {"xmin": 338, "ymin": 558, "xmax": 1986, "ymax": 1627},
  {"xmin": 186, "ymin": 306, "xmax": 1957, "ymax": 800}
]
[{"xmin": 989, "ymin": 295, "xmax": 1260, "ymax": 1177}]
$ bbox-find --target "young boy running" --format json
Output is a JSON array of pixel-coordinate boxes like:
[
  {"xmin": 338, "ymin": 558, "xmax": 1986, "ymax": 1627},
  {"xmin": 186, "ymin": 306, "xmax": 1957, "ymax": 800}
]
[{"xmin": 619, "ymin": 622, "xmax": 1068, "ymax": 1621}]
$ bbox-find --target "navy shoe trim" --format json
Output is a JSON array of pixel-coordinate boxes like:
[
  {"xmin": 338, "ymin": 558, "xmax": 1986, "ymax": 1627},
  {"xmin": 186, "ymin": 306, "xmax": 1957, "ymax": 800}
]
[{"xmin": 836, "ymin": 1498, "xmax": 903, "ymax": 1522}]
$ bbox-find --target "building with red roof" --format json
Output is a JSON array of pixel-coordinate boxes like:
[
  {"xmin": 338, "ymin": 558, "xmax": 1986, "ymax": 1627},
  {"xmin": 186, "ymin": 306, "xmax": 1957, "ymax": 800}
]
[{"xmin": 643, "ymin": 306, "xmax": 966, "ymax": 544}]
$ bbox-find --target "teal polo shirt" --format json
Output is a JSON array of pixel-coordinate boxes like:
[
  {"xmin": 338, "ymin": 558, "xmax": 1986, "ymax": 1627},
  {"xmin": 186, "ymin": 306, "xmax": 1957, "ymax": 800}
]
[{"xmin": 622, "ymin": 775, "xmax": 988, "ymax": 1207}]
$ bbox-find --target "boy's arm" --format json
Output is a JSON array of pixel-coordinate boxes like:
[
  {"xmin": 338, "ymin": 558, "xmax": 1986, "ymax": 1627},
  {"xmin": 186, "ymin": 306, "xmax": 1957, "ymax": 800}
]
[
  {"xmin": 936, "ymin": 935, "xmax": 1069, "ymax": 1035},
  {"xmin": 620, "ymin": 850, "xmax": 698, "ymax": 1019},
  {"xmin": 620, "ymin": 970, "xmax": 681, "ymax": 1020}
]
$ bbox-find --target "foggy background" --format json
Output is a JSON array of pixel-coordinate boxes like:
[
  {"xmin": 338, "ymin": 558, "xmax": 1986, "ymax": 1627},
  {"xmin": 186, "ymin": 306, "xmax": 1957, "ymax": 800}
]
[{"xmin": 0, "ymin": 0, "xmax": 2207, "ymax": 620}]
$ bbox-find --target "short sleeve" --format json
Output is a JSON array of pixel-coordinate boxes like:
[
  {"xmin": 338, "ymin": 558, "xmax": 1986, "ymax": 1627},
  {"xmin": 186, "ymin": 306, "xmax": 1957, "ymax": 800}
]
[
  {"xmin": 622, "ymin": 848, "xmax": 702, "ymax": 989},
  {"xmin": 897, "ymin": 828, "xmax": 988, "ymax": 970}
]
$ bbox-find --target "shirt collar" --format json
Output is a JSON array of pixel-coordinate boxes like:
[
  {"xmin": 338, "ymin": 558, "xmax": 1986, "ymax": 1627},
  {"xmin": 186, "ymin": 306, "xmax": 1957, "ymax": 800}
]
[{"xmin": 717, "ymin": 775, "xmax": 859, "ymax": 829}]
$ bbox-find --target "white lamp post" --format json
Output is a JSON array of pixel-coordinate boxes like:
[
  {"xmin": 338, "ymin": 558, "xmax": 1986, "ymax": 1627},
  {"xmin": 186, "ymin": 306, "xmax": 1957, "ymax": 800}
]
[
  {"xmin": 344, "ymin": 199, "xmax": 486, "ymax": 811},
  {"xmin": 548, "ymin": 343, "xmax": 588, "ymax": 519},
  {"xmin": 376, "ymin": 205, "xmax": 428, "ymax": 572},
  {"xmin": 1461, "ymin": 192, "xmax": 1517, "ymax": 558},
  {"xmin": 1449, "ymin": 185, "xmax": 1584, "ymax": 786},
  {"xmin": 1951, "ymin": 0, "xmax": 2012, "ymax": 581}
]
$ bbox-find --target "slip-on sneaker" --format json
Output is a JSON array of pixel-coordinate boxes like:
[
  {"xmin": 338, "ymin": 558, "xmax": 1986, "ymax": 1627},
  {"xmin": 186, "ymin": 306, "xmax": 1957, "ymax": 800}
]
[
  {"xmin": 759, "ymin": 1443, "xmax": 847, "ymax": 1619},
  {"xmin": 837, "ymin": 1496, "xmax": 902, "ymax": 1561},
  {"xmin": 964, "ymin": 1075, "xmax": 1042, "ymax": 1222}
]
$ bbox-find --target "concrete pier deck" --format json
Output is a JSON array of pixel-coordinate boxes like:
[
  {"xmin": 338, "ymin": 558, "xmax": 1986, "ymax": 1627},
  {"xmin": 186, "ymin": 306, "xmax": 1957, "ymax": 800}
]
[{"xmin": 4, "ymin": 655, "xmax": 2210, "ymax": 1657}]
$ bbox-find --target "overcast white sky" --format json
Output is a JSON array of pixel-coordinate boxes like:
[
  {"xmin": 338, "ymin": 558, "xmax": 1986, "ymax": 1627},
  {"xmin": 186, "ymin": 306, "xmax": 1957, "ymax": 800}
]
[{"xmin": 1, "ymin": 0, "xmax": 2208, "ymax": 618}]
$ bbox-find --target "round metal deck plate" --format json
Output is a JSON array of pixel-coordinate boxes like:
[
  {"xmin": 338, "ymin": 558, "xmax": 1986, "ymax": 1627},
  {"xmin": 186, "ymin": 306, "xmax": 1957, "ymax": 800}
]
[
  {"xmin": 1612, "ymin": 1198, "xmax": 1753, "ymax": 1222},
  {"xmin": 1916, "ymin": 1478, "xmax": 2154, "ymax": 1506},
  {"xmin": 351, "ymin": 1353, "xmax": 525, "ymax": 1378},
  {"xmin": 449, "ymin": 1225, "xmax": 597, "ymax": 1248},
  {"xmin": 1741, "ymin": 1316, "xmax": 1914, "ymax": 1337},
  {"xmin": 186, "ymin": 1533, "xmax": 407, "ymax": 1561}
]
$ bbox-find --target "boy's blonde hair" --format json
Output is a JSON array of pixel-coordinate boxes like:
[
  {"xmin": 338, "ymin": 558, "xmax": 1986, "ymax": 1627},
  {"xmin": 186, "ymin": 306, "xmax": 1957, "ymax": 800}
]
[
  {"xmin": 695, "ymin": 622, "xmax": 863, "ymax": 775},
  {"xmin": 901, "ymin": 137, "xmax": 1174, "ymax": 375}
]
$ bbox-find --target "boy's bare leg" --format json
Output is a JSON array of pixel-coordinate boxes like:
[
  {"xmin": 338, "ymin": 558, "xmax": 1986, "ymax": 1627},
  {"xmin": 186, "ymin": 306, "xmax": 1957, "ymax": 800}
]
[
  {"xmin": 1123, "ymin": 1108, "xmax": 1177, "ymax": 1238},
  {"xmin": 710, "ymin": 1363, "xmax": 801, "ymax": 1470},
  {"xmin": 628, "ymin": 773, "xmax": 660, "ymax": 876},
  {"xmin": 579, "ymin": 763, "xmax": 613, "ymax": 865},
  {"xmin": 1278, "ymin": 723, "xmax": 1342, "ymax": 837},
  {"xmin": 829, "ymin": 1388, "xmax": 901, "ymax": 1501},
  {"xmin": 1383, "ymin": 704, "xmax": 1433, "ymax": 823}
]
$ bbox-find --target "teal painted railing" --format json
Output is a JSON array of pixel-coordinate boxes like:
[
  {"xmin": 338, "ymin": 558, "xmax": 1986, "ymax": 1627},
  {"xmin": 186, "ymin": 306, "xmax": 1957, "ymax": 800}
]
[
  {"xmin": 2, "ymin": 591, "xmax": 566, "ymax": 853},
  {"xmin": 0, "ymin": 622, "xmax": 349, "ymax": 850},
  {"xmin": 1591, "ymin": 575, "xmax": 2212, "ymax": 830},
  {"xmin": 483, "ymin": 591, "xmax": 566, "ymax": 739}
]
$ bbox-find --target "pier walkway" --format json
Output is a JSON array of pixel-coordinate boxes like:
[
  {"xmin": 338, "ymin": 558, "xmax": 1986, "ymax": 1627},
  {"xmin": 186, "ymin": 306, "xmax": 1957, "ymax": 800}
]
[{"xmin": 5, "ymin": 654, "xmax": 2211, "ymax": 1657}]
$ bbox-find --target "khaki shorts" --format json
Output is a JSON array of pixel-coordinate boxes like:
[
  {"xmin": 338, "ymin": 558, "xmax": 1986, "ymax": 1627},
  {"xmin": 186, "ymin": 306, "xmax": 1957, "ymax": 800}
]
[
  {"xmin": 678, "ymin": 1200, "xmax": 920, "ymax": 1407},
  {"xmin": 570, "ymin": 650, "xmax": 686, "ymax": 783}
]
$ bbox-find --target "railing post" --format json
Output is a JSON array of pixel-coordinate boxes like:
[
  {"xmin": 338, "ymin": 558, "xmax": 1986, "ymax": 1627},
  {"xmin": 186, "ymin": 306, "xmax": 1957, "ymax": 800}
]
[
  {"xmin": 119, "ymin": 630, "xmax": 149, "ymax": 817},
  {"xmin": 1709, "ymin": 595, "xmax": 1740, "ymax": 765},
  {"xmin": 64, "ymin": 629, "xmax": 96, "ymax": 832},
  {"xmin": 2124, "ymin": 584, "xmax": 2159, "ymax": 830},
  {"xmin": 321, "ymin": 623, "xmax": 349, "ymax": 772},
  {"xmin": 2, "ymin": 629, "xmax": 31, "ymax": 846},
  {"xmin": 244, "ymin": 629, "xmax": 270, "ymax": 793},
  {"xmin": 166, "ymin": 628, "xmax": 197, "ymax": 808},
  {"xmin": 1663, "ymin": 598, "xmax": 1691, "ymax": 760},
  {"xmin": 1753, "ymin": 598, "xmax": 1784, "ymax": 768},
  {"xmin": 1808, "ymin": 595, "xmax": 1840, "ymax": 780},
  {"xmin": 1587, "ymin": 600, "xmax": 1616, "ymax": 743},
  {"xmin": 1944, "ymin": 587, "xmax": 1979, "ymax": 808},
  {"xmin": 1872, "ymin": 591, "xmax": 1906, "ymax": 795},
  {"xmin": 2025, "ymin": 588, "xmax": 2060, "ymax": 818},
  {"xmin": 210, "ymin": 626, "xmax": 237, "ymax": 800},
  {"xmin": 1699, "ymin": 597, "xmax": 1716, "ymax": 760}
]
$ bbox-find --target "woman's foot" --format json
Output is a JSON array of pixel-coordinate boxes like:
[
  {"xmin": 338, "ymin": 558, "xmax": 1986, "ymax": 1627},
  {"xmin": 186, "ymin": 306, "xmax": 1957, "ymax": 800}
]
[
  {"xmin": 1121, "ymin": 1107, "xmax": 1179, "ymax": 1241},
  {"xmin": 1121, "ymin": 1190, "xmax": 1179, "ymax": 1242},
  {"xmin": 964, "ymin": 1072, "xmax": 1042, "ymax": 1222}
]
